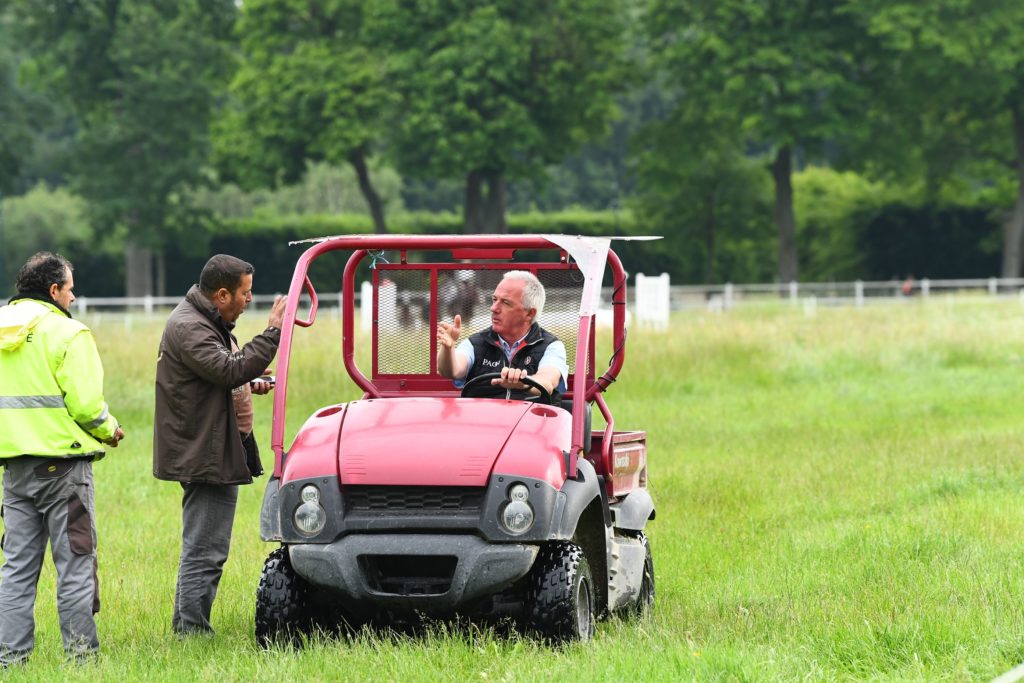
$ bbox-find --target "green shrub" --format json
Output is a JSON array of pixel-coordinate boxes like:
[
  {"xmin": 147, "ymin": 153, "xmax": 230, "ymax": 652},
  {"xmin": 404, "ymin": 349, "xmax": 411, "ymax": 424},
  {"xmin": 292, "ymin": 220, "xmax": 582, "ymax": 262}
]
[{"xmin": 1, "ymin": 183, "xmax": 122, "ymax": 296}]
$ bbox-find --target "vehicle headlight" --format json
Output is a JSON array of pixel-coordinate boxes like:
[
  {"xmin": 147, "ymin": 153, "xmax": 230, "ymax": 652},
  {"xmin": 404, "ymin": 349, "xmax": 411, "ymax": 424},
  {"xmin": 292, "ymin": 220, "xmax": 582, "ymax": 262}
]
[
  {"xmin": 294, "ymin": 485, "xmax": 326, "ymax": 536},
  {"xmin": 300, "ymin": 485, "xmax": 320, "ymax": 503},
  {"xmin": 509, "ymin": 483, "xmax": 530, "ymax": 502},
  {"xmin": 501, "ymin": 500, "xmax": 534, "ymax": 535}
]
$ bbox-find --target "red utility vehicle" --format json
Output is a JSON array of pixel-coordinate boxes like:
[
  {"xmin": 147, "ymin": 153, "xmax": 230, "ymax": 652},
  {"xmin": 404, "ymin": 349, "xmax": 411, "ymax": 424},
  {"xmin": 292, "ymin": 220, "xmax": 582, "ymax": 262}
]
[{"xmin": 256, "ymin": 235, "xmax": 655, "ymax": 644}]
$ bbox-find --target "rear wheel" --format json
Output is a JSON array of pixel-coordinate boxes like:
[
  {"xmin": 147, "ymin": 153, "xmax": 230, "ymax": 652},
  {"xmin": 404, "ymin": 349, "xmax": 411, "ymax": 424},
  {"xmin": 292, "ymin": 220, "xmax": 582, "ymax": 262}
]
[
  {"xmin": 525, "ymin": 542, "xmax": 596, "ymax": 642},
  {"xmin": 255, "ymin": 547, "xmax": 312, "ymax": 647}
]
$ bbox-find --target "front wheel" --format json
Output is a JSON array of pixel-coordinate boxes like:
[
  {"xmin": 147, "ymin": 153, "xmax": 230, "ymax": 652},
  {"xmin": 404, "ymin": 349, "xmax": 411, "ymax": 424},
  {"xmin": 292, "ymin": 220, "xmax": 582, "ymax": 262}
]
[
  {"xmin": 255, "ymin": 547, "xmax": 312, "ymax": 647},
  {"xmin": 631, "ymin": 533, "xmax": 655, "ymax": 617},
  {"xmin": 525, "ymin": 542, "xmax": 596, "ymax": 642}
]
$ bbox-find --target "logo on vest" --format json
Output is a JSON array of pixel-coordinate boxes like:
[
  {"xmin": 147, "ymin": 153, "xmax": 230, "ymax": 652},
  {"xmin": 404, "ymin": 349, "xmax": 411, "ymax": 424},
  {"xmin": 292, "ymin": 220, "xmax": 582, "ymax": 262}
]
[
  {"xmin": 481, "ymin": 358, "xmax": 501, "ymax": 368},
  {"xmin": 525, "ymin": 356, "xmax": 532, "ymax": 365}
]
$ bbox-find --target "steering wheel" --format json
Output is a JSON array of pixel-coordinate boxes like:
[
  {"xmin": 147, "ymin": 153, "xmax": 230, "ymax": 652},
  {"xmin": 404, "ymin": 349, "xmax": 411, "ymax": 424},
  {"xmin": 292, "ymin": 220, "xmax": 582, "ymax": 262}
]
[{"xmin": 461, "ymin": 371, "xmax": 553, "ymax": 405}]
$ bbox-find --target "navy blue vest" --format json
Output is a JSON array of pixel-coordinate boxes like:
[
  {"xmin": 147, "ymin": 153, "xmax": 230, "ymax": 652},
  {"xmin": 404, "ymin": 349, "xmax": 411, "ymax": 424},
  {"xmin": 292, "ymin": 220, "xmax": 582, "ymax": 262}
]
[{"xmin": 466, "ymin": 323, "xmax": 562, "ymax": 402}]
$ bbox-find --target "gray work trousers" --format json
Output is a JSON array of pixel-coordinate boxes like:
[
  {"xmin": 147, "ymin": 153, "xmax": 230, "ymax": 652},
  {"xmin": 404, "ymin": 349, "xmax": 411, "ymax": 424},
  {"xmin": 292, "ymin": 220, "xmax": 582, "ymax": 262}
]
[
  {"xmin": 172, "ymin": 482, "xmax": 238, "ymax": 635},
  {"xmin": 0, "ymin": 457, "xmax": 99, "ymax": 665}
]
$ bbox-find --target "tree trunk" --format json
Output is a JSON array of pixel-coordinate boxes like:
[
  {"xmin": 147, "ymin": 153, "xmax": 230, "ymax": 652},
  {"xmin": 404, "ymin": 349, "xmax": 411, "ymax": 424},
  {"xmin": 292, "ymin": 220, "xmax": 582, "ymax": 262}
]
[
  {"xmin": 155, "ymin": 247, "xmax": 166, "ymax": 297},
  {"xmin": 464, "ymin": 170, "xmax": 483, "ymax": 233},
  {"xmin": 464, "ymin": 170, "xmax": 507, "ymax": 233},
  {"xmin": 125, "ymin": 241, "xmax": 153, "ymax": 298},
  {"xmin": 348, "ymin": 149, "xmax": 388, "ymax": 234},
  {"xmin": 1001, "ymin": 105, "xmax": 1024, "ymax": 278},
  {"xmin": 771, "ymin": 145, "xmax": 798, "ymax": 284},
  {"xmin": 483, "ymin": 172, "xmax": 507, "ymax": 234},
  {"xmin": 703, "ymin": 187, "xmax": 717, "ymax": 284}
]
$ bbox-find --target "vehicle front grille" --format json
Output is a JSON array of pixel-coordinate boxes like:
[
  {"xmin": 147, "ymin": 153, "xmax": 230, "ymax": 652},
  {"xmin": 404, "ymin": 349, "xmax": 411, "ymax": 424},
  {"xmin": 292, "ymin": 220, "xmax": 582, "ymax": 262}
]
[
  {"xmin": 360, "ymin": 554, "xmax": 457, "ymax": 595},
  {"xmin": 343, "ymin": 486, "xmax": 483, "ymax": 513}
]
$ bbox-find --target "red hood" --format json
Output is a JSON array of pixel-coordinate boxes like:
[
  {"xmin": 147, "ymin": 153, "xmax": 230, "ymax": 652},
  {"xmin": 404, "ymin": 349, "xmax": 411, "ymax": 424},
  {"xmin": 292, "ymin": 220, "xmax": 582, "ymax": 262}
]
[{"xmin": 337, "ymin": 398, "xmax": 533, "ymax": 486}]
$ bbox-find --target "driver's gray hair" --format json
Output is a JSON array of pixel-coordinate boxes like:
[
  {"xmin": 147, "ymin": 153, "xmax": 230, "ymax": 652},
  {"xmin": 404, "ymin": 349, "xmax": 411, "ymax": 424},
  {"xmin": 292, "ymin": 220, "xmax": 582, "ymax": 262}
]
[{"xmin": 503, "ymin": 270, "xmax": 545, "ymax": 317}]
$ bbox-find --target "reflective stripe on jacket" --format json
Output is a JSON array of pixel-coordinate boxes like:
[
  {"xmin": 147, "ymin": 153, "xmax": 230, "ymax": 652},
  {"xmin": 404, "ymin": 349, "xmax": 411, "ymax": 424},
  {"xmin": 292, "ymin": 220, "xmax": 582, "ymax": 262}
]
[{"xmin": 0, "ymin": 299, "xmax": 119, "ymax": 460}]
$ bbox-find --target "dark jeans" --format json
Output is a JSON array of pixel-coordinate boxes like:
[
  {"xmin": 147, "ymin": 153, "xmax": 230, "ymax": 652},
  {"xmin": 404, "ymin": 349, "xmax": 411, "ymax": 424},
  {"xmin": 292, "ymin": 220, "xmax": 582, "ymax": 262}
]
[{"xmin": 172, "ymin": 482, "xmax": 238, "ymax": 635}]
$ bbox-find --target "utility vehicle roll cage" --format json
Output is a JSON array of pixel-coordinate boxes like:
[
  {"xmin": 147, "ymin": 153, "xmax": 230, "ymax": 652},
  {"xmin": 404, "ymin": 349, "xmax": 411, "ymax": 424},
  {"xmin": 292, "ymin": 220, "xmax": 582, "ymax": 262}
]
[{"xmin": 270, "ymin": 235, "xmax": 636, "ymax": 485}]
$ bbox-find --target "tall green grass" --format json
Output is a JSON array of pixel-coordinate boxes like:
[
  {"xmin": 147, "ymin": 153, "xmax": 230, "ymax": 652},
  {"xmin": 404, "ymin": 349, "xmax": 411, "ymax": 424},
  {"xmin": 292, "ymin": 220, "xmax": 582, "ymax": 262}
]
[{"xmin": 5, "ymin": 298, "xmax": 1024, "ymax": 681}]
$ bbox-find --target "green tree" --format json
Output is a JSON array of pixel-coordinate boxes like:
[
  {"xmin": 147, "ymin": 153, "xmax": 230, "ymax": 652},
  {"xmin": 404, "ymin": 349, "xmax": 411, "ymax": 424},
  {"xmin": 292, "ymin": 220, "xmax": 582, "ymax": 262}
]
[
  {"xmin": 13, "ymin": 0, "xmax": 236, "ymax": 296},
  {"xmin": 646, "ymin": 0, "xmax": 875, "ymax": 282},
  {"xmin": 0, "ymin": 184, "xmax": 91, "ymax": 292},
  {"xmin": 0, "ymin": 11, "xmax": 37, "ymax": 288},
  {"xmin": 793, "ymin": 167, "xmax": 897, "ymax": 281},
  {"xmin": 633, "ymin": 102, "xmax": 774, "ymax": 284},
  {"xmin": 0, "ymin": 31, "xmax": 32, "ymax": 196},
  {"xmin": 215, "ymin": 0, "xmax": 394, "ymax": 233},
  {"xmin": 376, "ymin": 0, "xmax": 630, "ymax": 232},
  {"xmin": 848, "ymin": 0, "xmax": 1024, "ymax": 277}
]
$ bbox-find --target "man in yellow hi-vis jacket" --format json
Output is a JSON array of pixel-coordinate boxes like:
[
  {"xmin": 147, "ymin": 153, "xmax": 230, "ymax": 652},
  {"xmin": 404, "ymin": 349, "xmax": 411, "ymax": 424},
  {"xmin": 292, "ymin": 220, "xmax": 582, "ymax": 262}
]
[{"xmin": 0, "ymin": 252, "xmax": 124, "ymax": 666}]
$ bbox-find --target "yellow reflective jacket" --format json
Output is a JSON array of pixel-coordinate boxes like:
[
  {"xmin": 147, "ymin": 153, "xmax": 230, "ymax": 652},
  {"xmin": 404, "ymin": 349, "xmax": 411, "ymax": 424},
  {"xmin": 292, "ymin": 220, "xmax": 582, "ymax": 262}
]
[{"xmin": 0, "ymin": 297, "xmax": 119, "ymax": 460}]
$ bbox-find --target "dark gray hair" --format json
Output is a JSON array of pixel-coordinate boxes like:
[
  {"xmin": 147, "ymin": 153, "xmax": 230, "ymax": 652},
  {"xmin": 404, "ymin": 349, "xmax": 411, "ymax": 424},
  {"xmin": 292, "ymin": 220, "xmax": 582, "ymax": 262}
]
[
  {"xmin": 16, "ymin": 252, "xmax": 73, "ymax": 294},
  {"xmin": 199, "ymin": 254, "xmax": 254, "ymax": 295},
  {"xmin": 503, "ymin": 270, "xmax": 545, "ymax": 317}
]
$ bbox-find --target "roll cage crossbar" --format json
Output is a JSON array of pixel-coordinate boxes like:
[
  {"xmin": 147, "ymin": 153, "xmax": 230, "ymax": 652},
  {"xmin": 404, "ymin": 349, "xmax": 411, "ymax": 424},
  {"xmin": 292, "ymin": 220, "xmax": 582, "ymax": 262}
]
[{"xmin": 271, "ymin": 235, "xmax": 633, "ymax": 480}]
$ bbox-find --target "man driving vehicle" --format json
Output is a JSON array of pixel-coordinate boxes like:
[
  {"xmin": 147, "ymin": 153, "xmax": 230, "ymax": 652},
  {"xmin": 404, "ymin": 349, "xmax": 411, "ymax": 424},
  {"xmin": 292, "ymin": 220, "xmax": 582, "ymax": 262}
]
[{"xmin": 436, "ymin": 270, "xmax": 568, "ymax": 400}]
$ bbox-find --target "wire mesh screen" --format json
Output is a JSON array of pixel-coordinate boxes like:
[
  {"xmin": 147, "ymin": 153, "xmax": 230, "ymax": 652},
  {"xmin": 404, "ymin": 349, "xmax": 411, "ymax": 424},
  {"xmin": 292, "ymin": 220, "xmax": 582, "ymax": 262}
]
[
  {"xmin": 377, "ymin": 269, "xmax": 433, "ymax": 374},
  {"xmin": 375, "ymin": 265, "xmax": 588, "ymax": 378}
]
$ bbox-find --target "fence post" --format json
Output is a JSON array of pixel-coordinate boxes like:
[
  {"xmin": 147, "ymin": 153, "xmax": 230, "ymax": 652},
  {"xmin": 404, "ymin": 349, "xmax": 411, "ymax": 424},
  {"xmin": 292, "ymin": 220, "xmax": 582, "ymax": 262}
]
[
  {"xmin": 724, "ymin": 283, "xmax": 734, "ymax": 310},
  {"xmin": 77, "ymin": 296, "xmax": 88, "ymax": 316},
  {"xmin": 789, "ymin": 281, "xmax": 798, "ymax": 304},
  {"xmin": 989, "ymin": 277, "xmax": 998, "ymax": 296},
  {"xmin": 360, "ymin": 281, "xmax": 373, "ymax": 332},
  {"xmin": 635, "ymin": 273, "xmax": 670, "ymax": 331},
  {"xmin": 144, "ymin": 294, "xmax": 153, "ymax": 315},
  {"xmin": 921, "ymin": 278, "xmax": 930, "ymax": 298},
  {"xmin": 854, "ymin": 280, "xmax": 864, "ymax": 307}
]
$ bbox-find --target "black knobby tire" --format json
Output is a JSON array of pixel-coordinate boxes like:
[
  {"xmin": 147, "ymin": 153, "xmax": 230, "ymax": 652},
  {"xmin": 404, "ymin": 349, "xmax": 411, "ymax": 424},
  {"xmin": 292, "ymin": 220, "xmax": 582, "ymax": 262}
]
[
  {"xmin": 525, "ymin": 542, "xmax": 596, "ymax": 642},
  {"xmin": 255, "ymin": 546, "xmax": 311, "ymax": 648},
  {"xmin": 632, "ymin": 533, "xmax": 655, "ymax": 617}
]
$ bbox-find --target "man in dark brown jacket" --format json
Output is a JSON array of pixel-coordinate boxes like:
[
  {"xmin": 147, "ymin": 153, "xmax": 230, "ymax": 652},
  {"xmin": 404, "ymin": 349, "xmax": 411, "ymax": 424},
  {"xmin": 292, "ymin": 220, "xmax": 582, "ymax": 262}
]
[{"xmin": 153, "ymin": 254, "xmax": 286, "ymax": 635}]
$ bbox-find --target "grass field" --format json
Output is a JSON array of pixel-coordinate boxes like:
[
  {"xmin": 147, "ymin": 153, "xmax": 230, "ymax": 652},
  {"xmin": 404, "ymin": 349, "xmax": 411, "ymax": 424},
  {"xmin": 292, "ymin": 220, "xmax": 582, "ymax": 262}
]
[{"xmin": 5, "ymin": 298, "xmax": 1024, "ymax": 681}]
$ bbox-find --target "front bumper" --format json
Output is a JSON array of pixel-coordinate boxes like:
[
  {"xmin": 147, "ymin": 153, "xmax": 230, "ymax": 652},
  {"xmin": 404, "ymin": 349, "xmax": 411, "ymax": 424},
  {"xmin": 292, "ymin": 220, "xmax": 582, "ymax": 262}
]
[{"xmin": 289, "ymin": 534, "xmax": 538, "ymax": 612}]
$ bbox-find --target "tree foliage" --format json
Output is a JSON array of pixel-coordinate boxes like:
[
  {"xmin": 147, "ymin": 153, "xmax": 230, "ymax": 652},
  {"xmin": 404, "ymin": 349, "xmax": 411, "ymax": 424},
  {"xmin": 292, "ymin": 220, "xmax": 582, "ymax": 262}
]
[
  {"xmin": 0, "ymin": 183, "xmax": 125, "ymax": 298},
  {"xmin": 6, "ymin": 0, "xmax": 1024, "ymax": 288},
  {"xmin": 0, "ymin": 14, "xmax": 36, "ymax": 195},
  {"xmin": 375, "ymin": 0, "xmax": 630, "ymax": 231},
  {"xmin": 847, "ymin": 0, "xmax": 1024, "ymax": 277},
  {"xmin": 645, "ymin": 0, "xmax": 877, "ymax": 282},
  {"xmin": 216, "ymin": 0, "xmax": 394, "ymax": 232},
  {"xmin": 13, "ymin": 0, "xmax": 236, "ymax": 295},
  {"xmin": 633, "ymin": 86, "xmax": 775, "ymax": 284}
]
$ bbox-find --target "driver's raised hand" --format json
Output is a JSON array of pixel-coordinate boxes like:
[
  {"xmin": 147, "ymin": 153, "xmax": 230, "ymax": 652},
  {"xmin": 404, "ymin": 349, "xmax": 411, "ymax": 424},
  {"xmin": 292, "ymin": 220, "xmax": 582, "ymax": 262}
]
[{"xmin": 437, "ymin": 314, "xmax": 462, "ymax": 349}]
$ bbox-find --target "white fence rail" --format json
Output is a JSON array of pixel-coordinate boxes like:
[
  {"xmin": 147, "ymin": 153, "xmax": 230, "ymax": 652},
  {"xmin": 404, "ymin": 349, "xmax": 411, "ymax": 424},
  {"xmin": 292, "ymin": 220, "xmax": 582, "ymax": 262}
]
[
  {"xmin": 63, "ymin": 276, "xmax": 1024, "ymax": 319},
  {"xmin": 671, "ymin": 277, "xmax": 1024, "ymax": 311}
]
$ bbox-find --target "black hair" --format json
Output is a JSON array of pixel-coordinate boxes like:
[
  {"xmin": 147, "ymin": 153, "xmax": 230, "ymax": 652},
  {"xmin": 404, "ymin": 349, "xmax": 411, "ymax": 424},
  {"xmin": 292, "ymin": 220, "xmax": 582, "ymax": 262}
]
[
  {"xmin": 199, "ymin": 254, "xmax": 254, "ymax": 295},
  {"xmin": 16, "ymin": 252, "xmax": 73, "ymax": 294}
]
